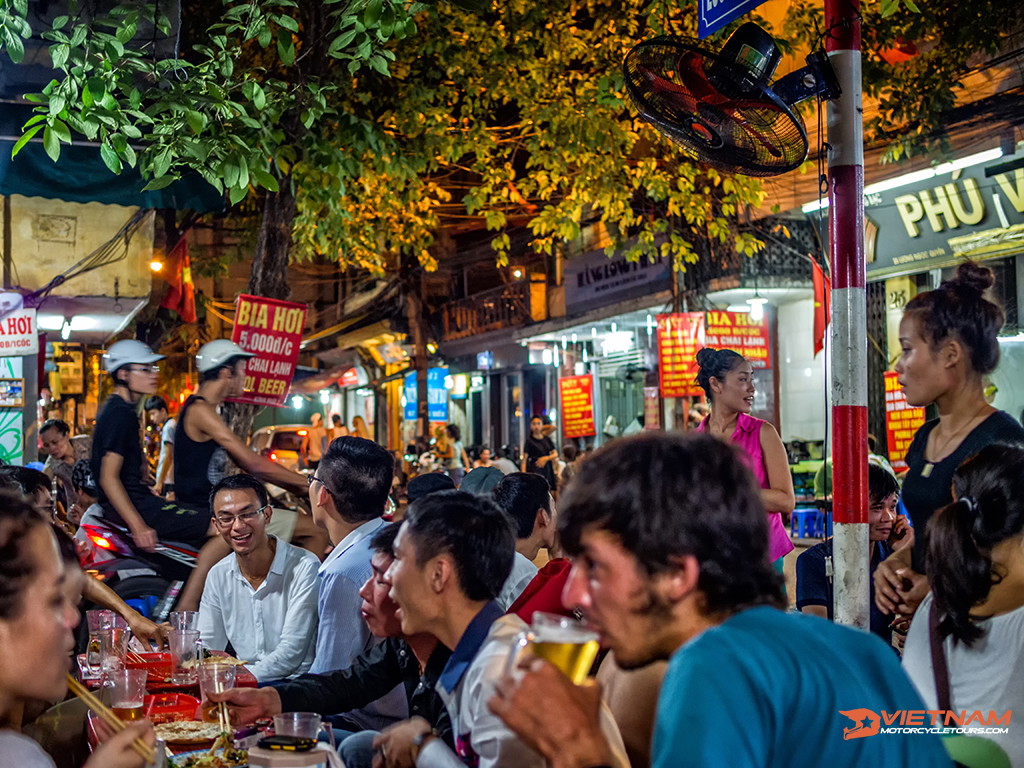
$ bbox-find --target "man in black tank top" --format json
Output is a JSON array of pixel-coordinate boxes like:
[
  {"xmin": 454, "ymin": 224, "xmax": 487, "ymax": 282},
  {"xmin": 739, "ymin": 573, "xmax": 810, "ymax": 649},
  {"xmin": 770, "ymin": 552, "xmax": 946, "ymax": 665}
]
[{"xmin": 171, "ymin": 340, "xmax": 329, "ymax": 610}]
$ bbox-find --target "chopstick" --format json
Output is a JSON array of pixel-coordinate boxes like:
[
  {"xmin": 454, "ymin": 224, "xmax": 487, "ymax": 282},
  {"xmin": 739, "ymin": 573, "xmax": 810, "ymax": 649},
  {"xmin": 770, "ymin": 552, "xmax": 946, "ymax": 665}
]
[
  {"xmin": 65, "ymin": 674, "xmax": 155, "ymax": 763},
  {"xmin": 126, "ymin": 650, "xmax": 148, "ymax": 664}
]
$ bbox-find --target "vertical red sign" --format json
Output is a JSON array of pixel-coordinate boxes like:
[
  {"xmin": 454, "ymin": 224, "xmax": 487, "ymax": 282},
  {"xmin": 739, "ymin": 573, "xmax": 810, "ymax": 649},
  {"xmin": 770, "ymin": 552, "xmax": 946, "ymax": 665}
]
[
  {"xmin": 703, "ymin": 310, "xmax": 771, "ymax": 368},
  {"xmin": 883, "ymin": 371, "xmax": 925, "ymax": 472},
  {"xmin": 559, "ymin": 374, "xmax": 596, "ymax": 439},
  {"xmin": 657, "ymin": 313, "xmax": 705, "ymax": 398},
  {"xmin": 228, "ymin": 294, "xmax": 308, "ymax": 408},
  {"xmin": 643, "ymin": 387, "xmax": 662, "ymax": 430}
]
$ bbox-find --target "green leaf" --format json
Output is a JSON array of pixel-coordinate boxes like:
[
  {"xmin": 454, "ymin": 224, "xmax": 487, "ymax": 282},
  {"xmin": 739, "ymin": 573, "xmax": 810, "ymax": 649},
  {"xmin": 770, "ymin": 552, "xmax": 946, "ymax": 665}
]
[
  {"xmin": 49, "ymin": 94, "xmax": 66, "ymax": 115},
  {"xmin": 329, "ymin": 28, "xmax": 358, "ymax": 55},
  {"xmin": 276, "ymin": 15, "xmax": 299, "ymax": 33},
  {"xmin": 4, "ymin": 31, "xmax": 24, "ymax": 64},
  {"xmin": 100, "ymin": 142, "xmax": 122, "ymax": 173},
  {"xmin": 11, "ymin": 124, "xmax": 43, "ymax": 159},
  {"xmin": 252, "ymin": 168, "xmax": 279, "ymax": 192},
  {"xmin": 153, "ymin": 147, "xmax": 173, "ymax": 177},
  {"xmin": 142, "ymin": 175, "xmax": 176, "ymax": 191},
  {"xmin": 364, "ymin": 0, "xmax": 383, "ymax": 28},
  {"xmin": 229, "ymin": 184, "xmax": 247, "ymax": 205},
  {"xmin": 186, "ymin": 110, "xmax": 207, "ymax": 133},
  {"xmin": 277, "ymin": 32, "xmax": 295, "ymax": 65},
  {"xmin": 42, "ymin": 126, "xmax": 61, "ymax": 162},
  {"xmin": 258, "ymin": 27, "xmax": 272, "ymax": 47},
  {"xmin": 50, "ymin": 118, "xmax": 70, "ymax": 143}
]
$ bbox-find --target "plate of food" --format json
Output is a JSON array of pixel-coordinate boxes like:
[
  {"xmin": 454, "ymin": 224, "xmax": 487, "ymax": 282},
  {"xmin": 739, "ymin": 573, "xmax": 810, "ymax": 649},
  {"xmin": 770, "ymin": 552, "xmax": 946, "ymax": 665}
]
[
  {"xmin": 154, "ymin": 720, "xmax": 224, "ymax": 745},
  {"xmin": 168, "ymin": 748, "xmax": 248, "ymax": 768}
]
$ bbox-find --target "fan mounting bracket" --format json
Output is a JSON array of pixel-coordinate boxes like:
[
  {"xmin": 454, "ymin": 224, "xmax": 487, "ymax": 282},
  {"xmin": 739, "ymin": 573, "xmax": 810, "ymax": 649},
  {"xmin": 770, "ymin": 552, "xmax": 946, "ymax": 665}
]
[{"xmin": 772, "ymin": 51, "xmax": 841, "ymax": 107}]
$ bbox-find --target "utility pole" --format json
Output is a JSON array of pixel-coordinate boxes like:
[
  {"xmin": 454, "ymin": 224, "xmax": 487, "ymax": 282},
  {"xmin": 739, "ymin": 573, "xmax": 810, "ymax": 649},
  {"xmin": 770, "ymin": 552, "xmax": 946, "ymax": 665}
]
[{"xmin": 825, "ymin": 0, "xmax": 869, "ymax": 628}]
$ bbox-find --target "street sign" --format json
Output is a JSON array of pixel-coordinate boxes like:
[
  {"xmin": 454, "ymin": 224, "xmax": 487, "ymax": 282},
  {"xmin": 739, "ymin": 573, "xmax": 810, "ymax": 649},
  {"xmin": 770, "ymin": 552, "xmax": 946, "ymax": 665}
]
[
  {"xmin": 699, "ymin": 0, "xmax": 769, "ymax": 39},
  {"xmin": 0, "ymin": 307, "xmax": 38, "ymax": 356},
  {"xmin": 403, "ymin": 368, "xmax": 449, "ymax": 422},
  {"xmin": 559, "ymin": 374, "xmax": 596, "ymax": 439},
  {"xmin": 228, "ymin": 294, "xmax": 307, "ymax": 408}
]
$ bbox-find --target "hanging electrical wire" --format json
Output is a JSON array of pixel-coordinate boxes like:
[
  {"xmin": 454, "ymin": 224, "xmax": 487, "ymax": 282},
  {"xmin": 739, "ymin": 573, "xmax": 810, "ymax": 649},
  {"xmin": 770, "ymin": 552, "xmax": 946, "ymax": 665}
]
[{"xmin": 25, "ymin": 208, "xmax": 152, "ymax": 306}]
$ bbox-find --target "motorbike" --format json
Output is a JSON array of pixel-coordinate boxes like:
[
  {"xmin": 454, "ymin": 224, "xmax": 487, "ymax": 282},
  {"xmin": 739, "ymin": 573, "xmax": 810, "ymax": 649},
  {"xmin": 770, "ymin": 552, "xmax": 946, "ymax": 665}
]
[{"xmin": 75, "ymin": 508, "xmax": 199, "ymax": 621}]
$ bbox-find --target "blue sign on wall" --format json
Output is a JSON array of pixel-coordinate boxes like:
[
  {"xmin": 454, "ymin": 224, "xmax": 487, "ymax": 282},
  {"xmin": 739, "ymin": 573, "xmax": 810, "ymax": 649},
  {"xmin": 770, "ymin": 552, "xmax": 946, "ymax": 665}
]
[
  {"xmin": 403, "ymin": 367, "xmax": 449, "ymax": 422},
  {"xmin": 698, "ymin": 0, "xmax": 769, "ymax": 39}
]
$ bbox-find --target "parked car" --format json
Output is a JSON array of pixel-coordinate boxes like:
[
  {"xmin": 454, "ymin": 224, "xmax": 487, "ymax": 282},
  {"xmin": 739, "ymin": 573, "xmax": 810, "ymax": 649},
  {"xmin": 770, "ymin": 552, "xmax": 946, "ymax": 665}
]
[{"xmin": 250, "ymin": 424, "xmax": 309, "ymax": 472}]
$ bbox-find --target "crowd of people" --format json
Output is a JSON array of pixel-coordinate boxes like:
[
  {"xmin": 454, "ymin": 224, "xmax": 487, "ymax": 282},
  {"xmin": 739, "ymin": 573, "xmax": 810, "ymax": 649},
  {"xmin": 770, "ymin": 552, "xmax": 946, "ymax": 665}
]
[{"xmin": 0, "ymin": 261, "xmax": 1021, "ymax": 768}]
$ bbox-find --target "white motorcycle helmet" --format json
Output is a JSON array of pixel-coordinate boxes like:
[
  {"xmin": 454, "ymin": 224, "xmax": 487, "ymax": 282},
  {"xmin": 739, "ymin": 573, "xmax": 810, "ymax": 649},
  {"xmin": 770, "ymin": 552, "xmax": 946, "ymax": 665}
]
[
  {"xmin": 196, "ymin": 339, "xmax": 255, "ymax": 374},
  {"xmin": 102, "ymin": 340, "xmax": 165, "ymax": 374}
]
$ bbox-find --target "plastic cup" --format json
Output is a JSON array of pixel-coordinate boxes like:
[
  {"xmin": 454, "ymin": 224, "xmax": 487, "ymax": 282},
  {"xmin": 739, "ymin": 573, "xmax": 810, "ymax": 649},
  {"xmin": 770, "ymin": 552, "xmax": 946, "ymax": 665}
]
[
  {"xmin": 169, "ymin": 629, "xmax": 201, "ymax": 684},
  {"xmin": 273, "ymin": 712, "xmax": 323, "ymax": 739},
  {"xmin": 198, "ymin": 662, "xmax": 236, "ymax": 703},
  {"xmin": 169, "ymin": 611, "xmax": 199, "ymax": 632},
  {"xmin": 109, "ymin": 668, "xmax": 147, "ymax": 721}
]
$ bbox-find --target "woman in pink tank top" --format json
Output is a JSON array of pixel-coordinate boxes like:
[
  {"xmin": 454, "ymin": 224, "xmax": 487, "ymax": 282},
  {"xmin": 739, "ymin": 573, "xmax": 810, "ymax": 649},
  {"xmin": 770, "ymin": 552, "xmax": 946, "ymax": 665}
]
[{"xmin": 695, "ymin": 348, "xmax": 795, "ymax": 567}]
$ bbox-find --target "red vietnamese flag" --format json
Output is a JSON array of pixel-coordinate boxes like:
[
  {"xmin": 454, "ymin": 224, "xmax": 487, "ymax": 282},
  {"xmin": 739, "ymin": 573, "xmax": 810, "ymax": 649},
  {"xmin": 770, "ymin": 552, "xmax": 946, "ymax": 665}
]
[
  {"xmin": 159, "ymin": 236, "xmax": 197, "ymax": 324},
  {"xmin": 811, "ymin": 258, "xmax": 831, "ymax": 357}
]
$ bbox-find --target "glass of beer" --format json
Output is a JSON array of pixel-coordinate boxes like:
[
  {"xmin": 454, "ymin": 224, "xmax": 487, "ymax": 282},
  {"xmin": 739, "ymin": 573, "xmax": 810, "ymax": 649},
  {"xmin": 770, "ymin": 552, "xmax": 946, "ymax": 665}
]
[
  {"xmin": 198, "ymin": 661, "xmax": 236, "ymax": 703},
  {"xmin": 507, "ymin": 612, "xmax": 600, "ymax": 685},
  {"xmin": 169, "ymin": 629, "xmax": 201, "ymax": 684},
  {"xmin": 109, "ymin": 668, "xmax": 147, "ymax": 721}
]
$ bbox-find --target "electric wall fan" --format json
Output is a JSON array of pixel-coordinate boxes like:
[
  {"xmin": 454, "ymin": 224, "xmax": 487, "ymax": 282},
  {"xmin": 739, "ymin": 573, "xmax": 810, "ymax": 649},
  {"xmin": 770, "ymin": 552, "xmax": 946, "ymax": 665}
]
[{"xmin": 624, "ymin": 23, "xmax": 841, "ymax": 177}]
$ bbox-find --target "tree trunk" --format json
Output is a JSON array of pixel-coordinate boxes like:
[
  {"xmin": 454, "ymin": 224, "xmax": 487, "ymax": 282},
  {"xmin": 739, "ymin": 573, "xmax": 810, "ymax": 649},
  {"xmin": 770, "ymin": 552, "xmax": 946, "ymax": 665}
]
[{"xmin": 223, "ymin": 184, "xmax": 297, "ymax": 441}]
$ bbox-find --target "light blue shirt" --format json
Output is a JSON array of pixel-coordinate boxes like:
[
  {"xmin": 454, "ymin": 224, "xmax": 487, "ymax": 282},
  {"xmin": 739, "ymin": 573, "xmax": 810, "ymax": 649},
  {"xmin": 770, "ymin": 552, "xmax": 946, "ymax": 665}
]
[
  {"xmin": 653, "ymin": 606, "xmax": 952, "ymax": 768},
  {"xmin": 198, "ymin": 536, "xmax": 319, "ymax": 681},
  {"xmin": 311, "ymin": 517, "xmax": 386, "ymax": 674}
]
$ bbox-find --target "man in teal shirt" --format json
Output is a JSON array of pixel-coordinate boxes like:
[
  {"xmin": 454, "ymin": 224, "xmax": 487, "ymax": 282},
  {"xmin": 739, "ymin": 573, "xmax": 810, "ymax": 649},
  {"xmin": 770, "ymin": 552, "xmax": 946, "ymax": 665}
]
[{"xmin": 490, "ymin": 432, "xmax": 952, "ymax": 768}]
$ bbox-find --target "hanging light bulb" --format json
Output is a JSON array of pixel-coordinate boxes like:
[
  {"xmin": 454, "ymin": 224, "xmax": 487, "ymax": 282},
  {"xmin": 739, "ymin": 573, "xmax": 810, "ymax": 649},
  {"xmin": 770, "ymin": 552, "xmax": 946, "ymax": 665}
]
[{"xmin": 747, "ymin": 294, "xmax": 768, "ymax": 322}]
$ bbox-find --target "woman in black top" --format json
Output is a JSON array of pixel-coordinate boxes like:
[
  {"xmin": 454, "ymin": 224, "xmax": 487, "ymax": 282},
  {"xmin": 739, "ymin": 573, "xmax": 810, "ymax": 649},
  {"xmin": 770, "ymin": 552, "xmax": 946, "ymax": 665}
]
[{"xmin": 874, "ymin": 262, "xmax": 1024, "ymax": 621}]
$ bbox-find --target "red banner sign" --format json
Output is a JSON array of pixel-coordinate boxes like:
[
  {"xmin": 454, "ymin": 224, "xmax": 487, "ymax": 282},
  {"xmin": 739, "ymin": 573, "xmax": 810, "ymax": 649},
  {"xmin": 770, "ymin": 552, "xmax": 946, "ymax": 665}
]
[
  {"xmin": 228, "ymin": 294, "xmax": 308, "ymax": 408},
  {"xmin": 657, "ymin": 313, "xmax": 705, "ymax": 398},
  {"xmin": 883, "ymin": 371, "xmax": 925, "ymax": 472},
  {"xmin": 703, "ymin": 310, "xmax": 771, "ymax": 368},
  {"xmin": 559, "ymin": 374, "xmax": 596, "ymax": 439}
]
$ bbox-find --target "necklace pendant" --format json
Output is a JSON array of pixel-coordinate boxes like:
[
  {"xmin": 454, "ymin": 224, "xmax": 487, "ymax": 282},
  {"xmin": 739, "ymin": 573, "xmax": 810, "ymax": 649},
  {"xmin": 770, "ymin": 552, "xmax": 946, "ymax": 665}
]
[{"xmin": 921, "ymin": 462, "xmax": 933, "ymax": 478}]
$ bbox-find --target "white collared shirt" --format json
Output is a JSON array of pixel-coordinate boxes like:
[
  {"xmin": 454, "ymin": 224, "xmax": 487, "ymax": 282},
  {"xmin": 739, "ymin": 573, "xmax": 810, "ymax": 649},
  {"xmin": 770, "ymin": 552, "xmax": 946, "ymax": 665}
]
[{"xmin": 198, "ymin": 535, "xmax": 320, "ymax": 681}]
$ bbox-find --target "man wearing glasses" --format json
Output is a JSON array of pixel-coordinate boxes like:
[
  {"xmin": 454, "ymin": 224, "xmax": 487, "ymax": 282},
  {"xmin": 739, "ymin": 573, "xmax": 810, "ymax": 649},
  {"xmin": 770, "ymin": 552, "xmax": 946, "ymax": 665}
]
[
  {"xmin": 91, "ymin": 340, "xmax": 211, "ymax": 550},
  {"xmin": 198, "ymin": 474, "xmax": 320, "ymax": 681},
  {"xmin": 307, "ymin": 435, "xmax": 407, "ymax": 732}
]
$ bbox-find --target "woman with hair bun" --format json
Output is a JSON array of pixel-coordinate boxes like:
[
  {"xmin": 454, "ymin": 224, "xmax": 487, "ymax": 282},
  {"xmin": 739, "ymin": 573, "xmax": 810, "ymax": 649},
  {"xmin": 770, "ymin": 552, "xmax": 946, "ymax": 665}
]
[
  {"xmin": 875, "ymin": 261, "xmax": 1024, "ymax": 621},
  {"xmin": 901, "ymin": 443, "xmax": 1024, "ymax": 766},
  {"xmin": 694, "ymin": 347, "xmax": 796, "ymax": 571}
]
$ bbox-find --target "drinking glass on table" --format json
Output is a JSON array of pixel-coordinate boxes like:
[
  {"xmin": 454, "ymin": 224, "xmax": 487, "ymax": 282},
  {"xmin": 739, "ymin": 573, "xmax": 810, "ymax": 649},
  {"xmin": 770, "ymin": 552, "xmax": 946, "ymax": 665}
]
[
  {"xmin": 108, "ymin": 668, "xmax": 147, "ymax": 721},
  {"xmin": 169, "ymin": 610, "xmax": 199, "ymax": 632},
  {"xmin": 169, "ymin": 629, "xmax": 201, "ymax": 684},
  {"xmin": 506, "ymin": 611, "xmax": 600, "ymax": 685},
  {"xmin": 99, "ymin": 626, "xmax": 130, "ymax": 677},
  {"xmin": 198, "ymin": 662, "xmax": 236, "ymax": 704},
  {"xmin": 86, "ymin": 610, "xmax": 127, "ymax": 676}
]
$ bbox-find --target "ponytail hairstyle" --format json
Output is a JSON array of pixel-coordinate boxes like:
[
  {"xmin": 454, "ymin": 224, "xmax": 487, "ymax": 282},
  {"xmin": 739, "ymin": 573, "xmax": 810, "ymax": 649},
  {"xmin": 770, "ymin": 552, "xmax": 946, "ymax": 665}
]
[
  {"xmin": 695, "ymin": 348, "xmax": 746, "ymax": 402},
  {"xmin": 927, "ymin": 443, "xmax": 1024, "ymax": 646},
  {"xmin": 903, "ymin": 261, "xmax": 1004, "ymax": 375}
]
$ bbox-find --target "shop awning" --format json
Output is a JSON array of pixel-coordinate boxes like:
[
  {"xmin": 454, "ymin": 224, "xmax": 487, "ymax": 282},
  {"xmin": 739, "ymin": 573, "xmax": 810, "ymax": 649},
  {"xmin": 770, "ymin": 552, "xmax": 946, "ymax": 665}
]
[{"xmin": 0, "ymin": 139, "xmax": 224, "ymax": 212}]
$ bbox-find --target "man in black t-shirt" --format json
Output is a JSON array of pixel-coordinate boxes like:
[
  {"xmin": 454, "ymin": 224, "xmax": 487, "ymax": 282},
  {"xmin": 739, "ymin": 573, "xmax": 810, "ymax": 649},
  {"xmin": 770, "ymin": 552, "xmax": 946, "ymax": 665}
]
[
  {"xmin": 522, "ymin": 416, "xmax": 558, "ymax": 490},
  {"xmin": 92, "ymin": 340, "xmax": 211, "ymax": 550}
]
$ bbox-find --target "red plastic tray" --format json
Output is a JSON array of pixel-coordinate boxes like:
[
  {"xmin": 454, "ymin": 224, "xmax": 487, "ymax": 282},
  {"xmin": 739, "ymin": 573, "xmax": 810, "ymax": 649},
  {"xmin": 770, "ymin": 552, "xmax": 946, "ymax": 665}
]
[
  {"xmin": 126, "ymin": 652, "xmax": 173, "ymax": 683},
  {"xmin": 144, "ymin": 692, "xmax": 201, "ymax": 724}
]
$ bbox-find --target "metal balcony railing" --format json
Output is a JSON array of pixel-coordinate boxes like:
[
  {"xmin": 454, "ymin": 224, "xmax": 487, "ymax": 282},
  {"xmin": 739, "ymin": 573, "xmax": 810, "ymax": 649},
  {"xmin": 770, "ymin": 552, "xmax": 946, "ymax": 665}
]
[{"xmin": 442, "ymin": 280, "xmax": 531, "ymax": 340}]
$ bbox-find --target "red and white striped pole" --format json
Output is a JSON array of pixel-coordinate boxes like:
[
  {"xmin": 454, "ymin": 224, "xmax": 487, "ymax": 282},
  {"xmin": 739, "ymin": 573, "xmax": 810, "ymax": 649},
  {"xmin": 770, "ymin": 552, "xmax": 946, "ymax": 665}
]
[{"xmin": 825, "ymin": 0, "xmax": 869, "ymax": 628}]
